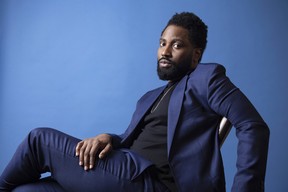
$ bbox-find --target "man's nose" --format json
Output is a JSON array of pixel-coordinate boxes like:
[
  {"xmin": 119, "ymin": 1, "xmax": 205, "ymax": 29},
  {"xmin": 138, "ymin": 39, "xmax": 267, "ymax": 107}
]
[{"xmin": 161, "ymin": 46, "xmax": 172, "ymax": 57}]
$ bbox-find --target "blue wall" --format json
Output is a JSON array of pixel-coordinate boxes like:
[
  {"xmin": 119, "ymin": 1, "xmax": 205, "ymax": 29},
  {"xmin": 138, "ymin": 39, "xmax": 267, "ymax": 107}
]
[{"xmin": 1, "ymin": 0, "xmax": 287, "ymax": 191}]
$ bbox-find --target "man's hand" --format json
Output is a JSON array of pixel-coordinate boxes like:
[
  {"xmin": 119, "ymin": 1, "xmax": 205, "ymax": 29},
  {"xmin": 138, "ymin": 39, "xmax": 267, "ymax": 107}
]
[{"xmin": 75, "ymin": 134, "xmax": 113, "ymax": 171}]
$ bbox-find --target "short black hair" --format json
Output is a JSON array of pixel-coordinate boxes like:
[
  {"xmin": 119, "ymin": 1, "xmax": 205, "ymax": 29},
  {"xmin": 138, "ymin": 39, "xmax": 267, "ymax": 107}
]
[{"xmin": 162, "ymin": 12, "xmax": 208, "ymax": 61}]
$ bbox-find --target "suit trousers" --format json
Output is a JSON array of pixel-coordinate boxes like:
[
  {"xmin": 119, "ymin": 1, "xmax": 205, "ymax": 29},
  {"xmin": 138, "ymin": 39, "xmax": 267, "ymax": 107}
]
[{"xmin": 0, "ymin": 128, "xmax": 168, "ymax": 192}]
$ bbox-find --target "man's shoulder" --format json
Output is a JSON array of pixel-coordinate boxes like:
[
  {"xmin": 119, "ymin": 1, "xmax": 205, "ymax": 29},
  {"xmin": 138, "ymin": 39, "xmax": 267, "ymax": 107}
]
[
  {"xmin": 195, "ymin": 63, "xmax": 226, "ymax": 72},
  {"xmin": 185, "ymin": 63, "xmax": 228, "ymax": 93},
  {"xmin": 188, "ymin": 63, "xmax": 226, "ymax": 79},
  {"xmin": 146, "ymin": 85, "xmax": 166, "ymax": 94}
]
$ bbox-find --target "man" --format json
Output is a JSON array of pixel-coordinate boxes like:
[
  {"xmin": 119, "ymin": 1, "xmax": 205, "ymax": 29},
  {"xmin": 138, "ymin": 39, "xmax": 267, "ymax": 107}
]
[{"xmin": 0, "ymin": 12, "xmax": 269, "ymax": 192}]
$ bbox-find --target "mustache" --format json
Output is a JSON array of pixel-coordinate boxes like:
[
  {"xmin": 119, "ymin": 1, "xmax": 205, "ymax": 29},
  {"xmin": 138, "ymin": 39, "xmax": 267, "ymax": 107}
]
[{"xmin": 157, "ymin": 57, "xmax": 174, "ymax": 65}]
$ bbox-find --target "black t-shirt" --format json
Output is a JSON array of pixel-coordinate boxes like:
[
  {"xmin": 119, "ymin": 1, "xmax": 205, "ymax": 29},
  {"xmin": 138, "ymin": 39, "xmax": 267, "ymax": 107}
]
[{"xmin": 130, "ymin": 83, "xmax": 178, "ymax": 191}]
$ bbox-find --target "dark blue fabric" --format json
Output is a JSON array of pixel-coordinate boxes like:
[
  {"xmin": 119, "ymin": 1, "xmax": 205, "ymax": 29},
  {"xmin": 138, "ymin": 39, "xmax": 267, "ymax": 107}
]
[
  {"xmin": 12, "ymin": 177, "xmax": 65, "ymax": 192},
  {"xmin": 0, "ymin": 128, "xmax": 168, "ymax": 192},
  {"xmin": 112, "ymin": 63, "xmax": 269, "ymax": 192}
]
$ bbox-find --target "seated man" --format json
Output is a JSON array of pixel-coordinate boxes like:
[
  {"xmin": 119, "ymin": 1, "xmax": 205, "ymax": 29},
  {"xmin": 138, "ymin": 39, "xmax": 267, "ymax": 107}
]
[{"xmin": 0, "ymin": 12, "xmax": 269, "ymax": 192}]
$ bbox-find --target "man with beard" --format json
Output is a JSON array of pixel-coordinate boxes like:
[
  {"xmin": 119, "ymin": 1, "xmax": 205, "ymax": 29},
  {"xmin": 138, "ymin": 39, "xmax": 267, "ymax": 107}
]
[{"xmin": 0, "ymin": 12, "xmax": 269, "ymax": 192}]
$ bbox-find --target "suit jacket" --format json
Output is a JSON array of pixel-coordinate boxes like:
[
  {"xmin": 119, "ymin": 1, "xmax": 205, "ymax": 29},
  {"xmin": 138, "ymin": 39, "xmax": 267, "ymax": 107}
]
[{"xmin": 111, "ymin": 63, "xmax": 269, "ymax": 192}]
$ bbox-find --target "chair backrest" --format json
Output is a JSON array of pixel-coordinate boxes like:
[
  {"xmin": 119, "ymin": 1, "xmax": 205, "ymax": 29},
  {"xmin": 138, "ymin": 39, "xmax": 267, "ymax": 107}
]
[{"xmin": 219, "ymin": 117, "xmax": 232, "ymax": 147}]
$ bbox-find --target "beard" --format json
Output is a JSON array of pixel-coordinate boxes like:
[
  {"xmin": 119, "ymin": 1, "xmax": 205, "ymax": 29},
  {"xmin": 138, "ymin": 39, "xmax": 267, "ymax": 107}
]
[{"xmin": 157, "ymin": 57, "xmax": 193, "ymax": 81}]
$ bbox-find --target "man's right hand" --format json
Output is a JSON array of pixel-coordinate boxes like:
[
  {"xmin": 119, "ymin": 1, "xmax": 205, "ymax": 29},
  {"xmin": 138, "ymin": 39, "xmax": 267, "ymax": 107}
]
[{"xmin": 75, "ymin": 134, "xmax": 113, "ymax": 171}]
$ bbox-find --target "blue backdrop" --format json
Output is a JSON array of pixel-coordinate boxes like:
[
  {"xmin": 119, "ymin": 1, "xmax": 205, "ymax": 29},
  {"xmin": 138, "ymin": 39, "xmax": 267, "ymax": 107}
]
[{"xmin": 1, "ymin": 0, "xmax": 287, "ymax": 191}]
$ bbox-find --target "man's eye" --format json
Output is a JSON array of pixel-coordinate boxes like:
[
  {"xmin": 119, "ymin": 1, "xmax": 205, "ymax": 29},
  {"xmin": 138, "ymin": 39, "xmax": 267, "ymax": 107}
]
[
  {"xmin": 173, "ymin": 43, "xmax": 181, "ymax": 49},
  {"xmin": 160, "ymin": 42, "xmax": 165, "ymax": 47}
]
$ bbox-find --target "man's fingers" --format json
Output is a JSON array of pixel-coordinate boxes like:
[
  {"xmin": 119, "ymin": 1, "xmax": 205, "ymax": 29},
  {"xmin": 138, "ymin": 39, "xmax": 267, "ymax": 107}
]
[
  {"xmin": 75, "ymin": 134, "xmax": 113, "ymax": 170},
  {"xmin": 83, "ymin": 144, "xmax": 92, "ymax": 170},
  {"xmin": 99, "ymin": 143, "xmax": 112, "ymax": 159},
  {"xmin": 78, "ymin": 142, "xmax": 87, "ymax": 166},
  {"xmin": 88, "ymin": 144, "xmax": 99, "ymax": 169},
  {"xmin": 75, "ymin": 141, "xmax": 83, "ymax": 156}
]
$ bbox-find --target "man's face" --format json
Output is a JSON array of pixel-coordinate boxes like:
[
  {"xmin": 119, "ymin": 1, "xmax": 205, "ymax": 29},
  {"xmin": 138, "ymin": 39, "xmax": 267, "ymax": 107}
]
[{"xmin": 157, "ymin": 25, "xmax": 200, "ymax": 81}]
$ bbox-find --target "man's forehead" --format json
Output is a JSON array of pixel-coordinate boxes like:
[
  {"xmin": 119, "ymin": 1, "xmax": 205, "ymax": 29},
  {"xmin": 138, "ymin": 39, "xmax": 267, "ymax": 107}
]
[{"xmin": 161, "ymin": 25, "xmax": 190, "ymax": 41}]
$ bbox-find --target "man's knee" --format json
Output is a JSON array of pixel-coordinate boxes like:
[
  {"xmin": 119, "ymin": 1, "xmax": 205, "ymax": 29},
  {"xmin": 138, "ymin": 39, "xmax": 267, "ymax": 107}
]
[
  {"xmin": 29, "ymin": 127, "xmax": 53, "ymax": 136},
  {"xmin": 28, "ymin": 127, "xmax": 57, "ymax": 145}
]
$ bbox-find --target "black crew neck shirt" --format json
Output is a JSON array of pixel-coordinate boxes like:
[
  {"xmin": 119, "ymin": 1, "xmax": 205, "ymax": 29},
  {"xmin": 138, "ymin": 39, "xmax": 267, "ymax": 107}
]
[{"xmin": 130, "ymin": 83, "xmax": 177, "ymax": 192}]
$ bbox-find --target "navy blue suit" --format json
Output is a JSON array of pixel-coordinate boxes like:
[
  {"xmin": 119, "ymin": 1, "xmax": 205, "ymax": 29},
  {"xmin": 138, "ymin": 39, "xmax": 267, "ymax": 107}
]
[
  {"xmin": 0, "ymin": 63, "xmax": 269, "ymax": 192},
  {"xmin": 112, "ymin": 63, "xmax": 269, "ymax": 191}
]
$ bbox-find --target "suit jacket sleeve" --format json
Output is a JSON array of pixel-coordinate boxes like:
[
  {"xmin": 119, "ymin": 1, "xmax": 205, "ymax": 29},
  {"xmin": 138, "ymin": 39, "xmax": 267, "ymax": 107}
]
[{"xmin": 205, "ymin": 64, "xmax": 270, "ymax": 191}]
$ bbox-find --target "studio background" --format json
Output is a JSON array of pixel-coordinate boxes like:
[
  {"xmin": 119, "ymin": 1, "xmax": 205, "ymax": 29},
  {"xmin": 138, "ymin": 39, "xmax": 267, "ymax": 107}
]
[{"xmin": 0, "ymin": 0, "xmax": 287, "ymax": 191}]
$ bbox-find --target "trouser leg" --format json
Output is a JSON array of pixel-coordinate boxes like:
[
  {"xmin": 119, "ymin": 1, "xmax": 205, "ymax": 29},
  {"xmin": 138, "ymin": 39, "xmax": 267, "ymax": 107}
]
[
  {"xmin": 0, "ymin": 128, "xmax": 168, "ymax": 192},
  {"xmin": 0, "ymin": 128, "xmax": 79, "ymax": 191},
  {"xmin": 12, "ymin": 177, "xmax": 65, "ymax": 192}
]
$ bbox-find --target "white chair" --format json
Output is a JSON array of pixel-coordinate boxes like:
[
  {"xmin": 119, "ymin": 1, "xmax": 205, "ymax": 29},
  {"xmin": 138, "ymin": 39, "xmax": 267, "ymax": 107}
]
[{"xmin": 219, "ymin": 117, "xmax": 232, "ymax": 147}]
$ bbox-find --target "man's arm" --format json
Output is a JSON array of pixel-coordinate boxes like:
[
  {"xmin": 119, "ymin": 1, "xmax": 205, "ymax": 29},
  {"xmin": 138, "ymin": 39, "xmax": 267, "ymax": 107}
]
[{"xmin": 207, "ymin": 64, "xmax": 270, "ymax": 191}]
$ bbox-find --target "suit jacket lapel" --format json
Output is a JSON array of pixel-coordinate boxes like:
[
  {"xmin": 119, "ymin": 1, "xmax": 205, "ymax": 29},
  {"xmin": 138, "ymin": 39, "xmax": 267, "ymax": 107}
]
[
  {"xmin": 138, "ymin": 87, "xmax": 165, "ymax": 119},
  {"xmin": 167, "ymin": 75, "xmax": 188, "ymax": 158},
  {"xmin": 121, "ymin": 85, "xmax": 166, "ymax": 143}
]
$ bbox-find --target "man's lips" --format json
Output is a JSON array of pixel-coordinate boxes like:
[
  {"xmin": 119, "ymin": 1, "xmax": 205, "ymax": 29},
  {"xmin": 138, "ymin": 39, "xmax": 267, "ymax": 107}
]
[{"xmin": 158, "ymin": 58, "xmax": 173, "ymax": 68}]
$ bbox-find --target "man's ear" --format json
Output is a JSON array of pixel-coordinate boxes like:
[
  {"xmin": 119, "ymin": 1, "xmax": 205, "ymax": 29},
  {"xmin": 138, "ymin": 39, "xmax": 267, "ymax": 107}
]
[
  {"xmin": 191, "ymin": 48, "xmax": 203, "ymax": 68},
  {"xmin": 193, "ymin": 48, "xmax": 203, "ymax": 64}
]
